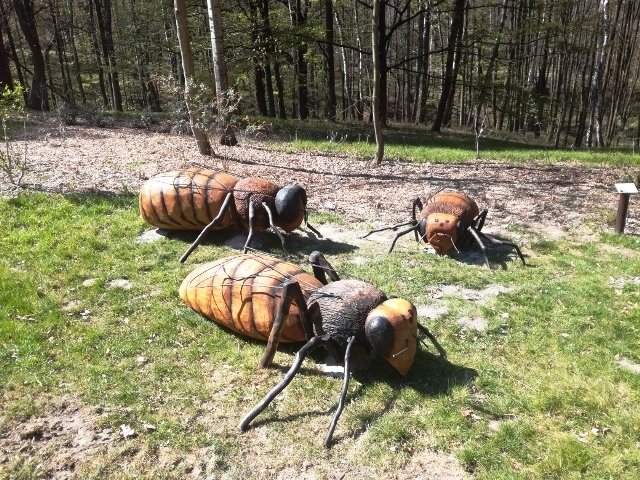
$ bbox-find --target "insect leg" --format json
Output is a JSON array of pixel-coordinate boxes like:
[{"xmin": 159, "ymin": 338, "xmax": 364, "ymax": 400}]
[
  {"xmin": 242, "ymin": 201, "xmax": 256, "ymax": 253},
  {"xmin": 260, "ymin": 280, "xmax": 312, "ymax": 368},
  {"xmin": 179, "ymin": 192, "xmax": 234, "ymax": 263},
  {"xmin": 309, "ymin": 251, "xmax": 340, "ymax": 284},
  {"xmin": 466, "ymin": 226, "xmax": 491, "ymax": 268},
  {"xmin": 261, "ymin": 202, "xmax": 287, "ymax": 252},
  {"xmin": 478, "ymin": 231, "xmax": 526, "ymax": 265},
  {"xmin": 412, "ymin": 198, "xmax": 424, "ymax": 243},
  {"xmin": 417, "ymin": 323, "xmax": 447, "ymax": 359},
  {"xmin": 360, "ymin": 220, "xmax": 416, "ymax": 239},
  {"xmin": 239, "ymin": 334, "xmax": 331, "ymax": 433},
  {"xmin": 388, "ymin": 224, "xmax": 420, "ymax": 253},
  {"xmin": 324, "ymin": 335, "xmax": 356, "ymax": 448},
  {"xmin": 474, "ymin": 209, "xmax": 488, "ymax": 232},
  {"xmin": 304, "ymin": 209, "xmax": 323, "ymax": 238}
]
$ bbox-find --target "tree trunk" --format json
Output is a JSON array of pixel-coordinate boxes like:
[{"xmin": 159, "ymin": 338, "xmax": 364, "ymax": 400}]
[
  {"xmin": 414, "ymin": 1, "xmax": 430, "ymax": 124},
  {"xmin": 371, "ymin": 0, "xmax": 384, "ymax": 165},
  {"xmin": 334, "ymin": 9, "xmax": 350, "ymax": 120},
  {"xmin": 12, "ymin": 0, "xmax": 49, "ymax": 110},
  {"xmin": 274, "ymin": 60, "xmax": 286, "ymax": 119},
  {"xmin": 174, "ymin": 0, "xmax": 212, "ymax": 155},
  {"xmin": 587, "ymin": 0, "xmax": 608, "ymax": 148},
  {"xmin": 66, "ymin": 0, "xmax": 85, "ymax": 104},
  {"xmin": 248, "ymin": 0, "xmax": 267, "ymax": 116},
  {"xmin": 289, "ymin": 0, "xmax": 308, "ymax": 119},
  {"xmin": 377, "ymin": 1, "xmax": 387, "ymax": 125},
  {"xmin": 48, "ymin": 0, "xmax": 73, "ymax": 104},
  {"xmin": 0, "ymin": 8, "xmax": 13, "ymax": 89},
  {"xmin": 207, "ymin": 0, "xmax": 236, "ymax": 145},
  {"xmin": 432, "ymin": 0, "xmax": 465, "ymax": 132},
  {"xmin": 324, "ymin": 0, "xmax": 336, "ymax": 121},
  {"xmin": 94, "ymin": 0, "xmax": 122, "ymax": 111},
  {"xmin": 87, "ymin": 0, "xmax": 108, "ymax": 107},
  {"xmin": 0, "ymin": 2, "xmax": 26, "ymax": 99},
  {"xmin": 474, "ymin": 0, "xmax": 508, "ymax": 132}
]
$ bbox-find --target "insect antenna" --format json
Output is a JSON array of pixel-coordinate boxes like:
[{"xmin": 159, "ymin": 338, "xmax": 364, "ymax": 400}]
[{"xmin": 416, "ymin": 324, "xmax": 446, "ymax": 358}]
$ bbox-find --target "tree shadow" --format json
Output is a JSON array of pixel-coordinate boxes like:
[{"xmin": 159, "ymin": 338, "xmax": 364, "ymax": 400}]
[{"xmin": 23, "ymin": 188, "xmax": 139, "ymax": 206}]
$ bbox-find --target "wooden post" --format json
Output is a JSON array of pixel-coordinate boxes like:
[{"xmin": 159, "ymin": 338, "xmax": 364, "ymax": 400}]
[
  {"xmin": 614, "ymin": 183, "xmax": 638, "ymax": 234},
  {"xmin": 614, "ymin": 193, "xmax": 631, "ymax": 234}
]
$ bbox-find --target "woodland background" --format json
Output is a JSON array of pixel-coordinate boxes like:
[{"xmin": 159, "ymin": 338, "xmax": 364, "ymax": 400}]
[{"xmin": 2, "ymin": 0, "xmax": 640, "ymax": 153}]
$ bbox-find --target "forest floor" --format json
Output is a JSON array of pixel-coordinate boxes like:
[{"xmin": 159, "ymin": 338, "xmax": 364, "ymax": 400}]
[
  {"xmin": 2, "ymin": 117, "xmax": 640, "ymax": 479},
  {"xmin": 3, "ymin": 116, "xmax": 639, "ymax": 242}
]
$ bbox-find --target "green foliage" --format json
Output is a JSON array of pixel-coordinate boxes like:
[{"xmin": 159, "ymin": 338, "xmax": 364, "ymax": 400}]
[
  {"xmin": 0, "ymin": 85, "xmax": 24, "ymax": 122},
  {"xmin": 0, "ymin": 85, "xmax": 28, "ymax": 186}
]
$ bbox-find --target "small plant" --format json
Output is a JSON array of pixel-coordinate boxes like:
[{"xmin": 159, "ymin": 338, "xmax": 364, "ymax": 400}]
[
  {"xmin": 56, "ymin": 100, "xmax": 78, "ymax": 126},
  {"xmin": 0, "ymin": 85, "xmax": 29, "ymax": 187},
  {"xmin": 154, "ymin": 75, "xmax": 242, "ymax": 145}
]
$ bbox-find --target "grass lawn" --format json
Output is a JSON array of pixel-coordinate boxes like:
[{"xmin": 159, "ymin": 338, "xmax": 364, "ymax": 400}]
[
  {"xmin": 257, "ymin": 118, "xmax": 640, "ymax": 167},
  {"xmin": 1, "ymin": 190, "xmax": 639, "ymax": 479}
]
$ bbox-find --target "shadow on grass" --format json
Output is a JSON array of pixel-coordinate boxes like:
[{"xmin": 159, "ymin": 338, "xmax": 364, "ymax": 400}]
[
  {"xmin": 163, "ymin": 225, "xmax": 358, "ymax": 262},
  {"xmin": 267, "ymin": 119, "xmax": 546, "ymax": 151},
  {"xmin": 451, "ymin": 233, "xmax": 529, "ymax": 270},
  {"xmin": 221, "ymin": 149, "xmax": 585, "ymax": 192},
  {"xmin": 237, "ymin": 339, "xmax": 476, "ymax": 443}
]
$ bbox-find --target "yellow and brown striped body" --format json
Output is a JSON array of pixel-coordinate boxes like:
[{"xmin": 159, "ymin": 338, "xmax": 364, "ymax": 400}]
[
  {"xmin": 422, "ymin": 191, "xmax": 480, "ymax": 253},
  {"xmin": 179, "ymin": 253, "xmax": 323, "ymax": 342},
  {"xmin": 139, "ymin": 168, "xmax": 238, "ymax": 230}
]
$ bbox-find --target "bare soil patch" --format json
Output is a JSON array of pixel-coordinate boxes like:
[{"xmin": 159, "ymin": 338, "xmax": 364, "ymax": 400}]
[
  {"xmin": 0, "ymin": 397, "xmax": 117, "ymax": 479},
  {"xmin": 3, "ymin": 117, "xmax": 639, "ymax": 242}
]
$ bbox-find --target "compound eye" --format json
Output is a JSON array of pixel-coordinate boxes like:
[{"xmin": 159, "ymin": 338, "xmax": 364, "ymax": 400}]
[
  {"xmin": 275, "ymin": 185, "xmax": 305, "ymax": 221},
  {"xmin": 365, "ymin": 315, "xmax": 395, "ymax": 356}
]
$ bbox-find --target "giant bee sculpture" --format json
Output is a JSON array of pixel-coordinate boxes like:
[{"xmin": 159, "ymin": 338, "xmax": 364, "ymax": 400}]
[
  {"xmin": 138, "ymin": 168, "xmax": 320, "ymax": 261},
  {"xmin": 364, "ymin": 190, "xmax": 525, "ymax": 268},
  {"xmin": 179, "ymin": 251, "xmax": 445, "ymax": 447}
]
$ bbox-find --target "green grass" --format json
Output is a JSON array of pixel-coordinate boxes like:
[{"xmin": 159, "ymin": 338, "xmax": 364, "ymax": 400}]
[
  {"xmin": 1, "ymin": 192, "xmax": 640, "ymax": 478},
  {"xmin": 256, "ymin": 118, "xmax": 640, "ymax": 167}
]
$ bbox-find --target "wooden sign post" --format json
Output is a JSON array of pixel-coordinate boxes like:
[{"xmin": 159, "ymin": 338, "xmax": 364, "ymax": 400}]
[{"xmin": 614, "ymin": 183, "xmax": 638, "ymax": 234}]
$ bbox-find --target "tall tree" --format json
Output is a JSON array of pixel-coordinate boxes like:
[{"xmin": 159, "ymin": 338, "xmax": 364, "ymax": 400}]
[
  {"xmin": 324, "ymin": 0, "xmax": 335, "ymax": 121},
  {"xmin": 174, "ymin": 0, "xmax": 212, "ymax": 155},
  {"xmin": 207, "ymin": 0, "xmax": 236, "ymax": 145},
  {"xmin": 0, "ymin": 9, "xmax": 13, "ymax": 89},
  {"xmin": 12, "ymin": 0, "xmax": 48, "ymax": 110},
  {"xmin": 287, "ymin": 0, "xmax": 308, "ymax": 119},
  {"xmin": 432, "ymin": 0, "xmax": 465, "ymax": 132},
  {"xmin": 94, "ymin": 0, "xmax": 122, "ymax": 110},
  {"xmin": 371, "ymin": 0, "xmax": 383, "ymax": 164}
]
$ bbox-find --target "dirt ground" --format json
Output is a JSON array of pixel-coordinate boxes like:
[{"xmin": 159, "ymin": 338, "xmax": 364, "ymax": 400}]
[
  {"xmin": 2, "ymin": 117, "xmax": 639, "ymax": 241},
  {"xmin": 2, "ymin": 118, "xmax": 639, "ymax": 479}
]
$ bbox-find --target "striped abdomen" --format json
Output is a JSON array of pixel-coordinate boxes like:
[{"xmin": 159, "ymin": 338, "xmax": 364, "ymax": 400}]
[
  {"xmin": 179, "ymin": 253, "xmax": 323, "ymax": 342},
  {"xmin": 139, "ymin": 168, "xmax": 238, "ymax": 230}
]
